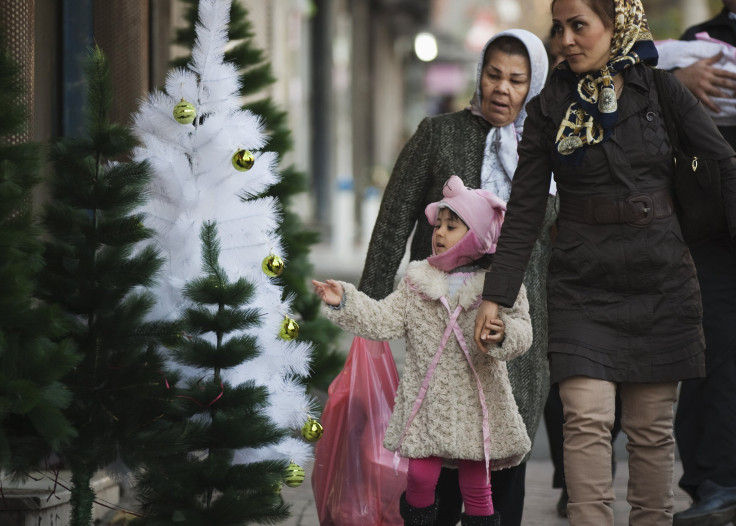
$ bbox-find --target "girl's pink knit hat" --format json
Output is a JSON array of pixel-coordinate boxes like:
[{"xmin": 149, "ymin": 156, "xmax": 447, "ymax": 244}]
[{"xmin": 425, "ymin": 176, "xmax": 506, "ymax": 271}]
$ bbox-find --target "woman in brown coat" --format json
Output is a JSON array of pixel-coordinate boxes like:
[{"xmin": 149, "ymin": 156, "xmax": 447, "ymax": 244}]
[{"xmin": 474, "ymin": 0, "xmax": 736, "ymax": 524}]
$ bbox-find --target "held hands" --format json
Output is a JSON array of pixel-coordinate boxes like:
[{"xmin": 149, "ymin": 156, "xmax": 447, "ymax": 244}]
[
  {"xmin": 473, "ymin": 300, "xmax": 505, "ymax": 353},
  {"xmin": 312, "ymin": 279, "xmax": 344, "ymax": 306},
  {"xmin": 673, "ymin": 52, "xmax": 736, "ymax": 113}
]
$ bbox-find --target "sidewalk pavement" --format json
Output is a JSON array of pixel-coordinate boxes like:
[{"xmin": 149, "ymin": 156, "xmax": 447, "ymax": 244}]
[{"xmin": 281, "ymin": 457, "xmax": 691, "ymax": 526}]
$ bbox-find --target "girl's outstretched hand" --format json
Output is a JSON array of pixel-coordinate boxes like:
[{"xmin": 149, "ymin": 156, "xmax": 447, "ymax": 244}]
[{"xmin": 312, "ymin": 279, "xmax": 344, "ymax": 306}]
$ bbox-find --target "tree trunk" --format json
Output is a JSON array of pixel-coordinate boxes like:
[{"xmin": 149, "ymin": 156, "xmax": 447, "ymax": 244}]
[{"xmin": 69, "ymin": 465, "xmax": 94, "ymax": 526}]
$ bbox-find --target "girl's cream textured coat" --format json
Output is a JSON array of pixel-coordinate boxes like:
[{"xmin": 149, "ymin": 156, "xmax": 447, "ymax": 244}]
[{"xmin": 324, "ymin": 260, "xmax": 533, "ymax": 470}]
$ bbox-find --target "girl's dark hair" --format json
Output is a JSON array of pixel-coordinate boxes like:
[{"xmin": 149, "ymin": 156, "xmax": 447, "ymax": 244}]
[
  {"xmin": 484, "ymin": 36, "xmax": 529, "ymax": 67},
  {"xmin": 551, "ymin": 0, "xmax": 615, "ymax": 29},
  {"xmin": 438, "ymin": 206, "xmax": 468, "ymax": 227}
]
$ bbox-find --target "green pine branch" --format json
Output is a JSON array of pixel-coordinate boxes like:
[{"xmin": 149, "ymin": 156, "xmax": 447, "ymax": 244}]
[
  {"xmin": 0, "ymin": 24, "xmax": 78, "ymax": 478},
  {"xmin": 38, "ymin": 46, "xmax": 175, "ymax": 526},
  {"xmin": 131, "ymin": 221, "xmax": 289, "ymax": 525}
]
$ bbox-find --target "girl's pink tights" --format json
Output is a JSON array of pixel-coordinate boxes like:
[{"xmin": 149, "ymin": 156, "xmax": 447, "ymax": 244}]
[{"xmin": 405, "ymin": 456, "xmax": 494, "ymax": 516}]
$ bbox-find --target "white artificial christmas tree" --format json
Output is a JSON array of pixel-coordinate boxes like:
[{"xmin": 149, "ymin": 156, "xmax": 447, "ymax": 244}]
[{"xmin": 132, "ymin": 0, "xmax": 315, "ymax": 472}]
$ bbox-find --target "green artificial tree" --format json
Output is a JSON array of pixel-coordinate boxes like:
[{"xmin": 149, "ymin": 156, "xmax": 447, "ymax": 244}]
[
  {"xmin": 173, "ymin": 0, "xmax": 344, "ymax": 391},
  {"xmin": 0, "ymin": 26, "xmax": 78, "ymax": 478},
  {"xmin": 37, "ymin": 46, "xmax": 175, "ymax": 526},
  {"xmin": 132, "ymin": 223, "xmax": 290, "ymax": 526}
]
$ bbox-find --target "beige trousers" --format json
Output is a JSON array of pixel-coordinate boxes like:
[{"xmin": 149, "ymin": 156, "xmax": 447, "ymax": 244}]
[{"xmin": 559, "ymin": 376, "xmax": 678, "ymax": 526}]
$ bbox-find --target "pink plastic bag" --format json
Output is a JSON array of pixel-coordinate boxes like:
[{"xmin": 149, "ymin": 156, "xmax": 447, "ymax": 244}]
[{"xmin": 312, "ymin": 336, "xmax": 408, "ymax": 526}]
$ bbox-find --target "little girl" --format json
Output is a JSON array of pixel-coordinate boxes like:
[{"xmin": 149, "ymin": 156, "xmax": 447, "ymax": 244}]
[{"xmin": 313, "ymin": 176, "xmax": 532, "ymax": 526}]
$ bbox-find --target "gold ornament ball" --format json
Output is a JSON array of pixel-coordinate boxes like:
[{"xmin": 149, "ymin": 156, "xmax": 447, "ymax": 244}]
[
  {"xmin": 301, "ymin": 417, "xmax": 324, "ymax": 442},
  {"xmin": 283, "ymin": 462, "xmax": 305, "ymax": 487},
  {"xmin": 262, "ymin": 254, "xmax": 285, "ymax": 277},
  {"xmin": 173, "ymin": 98, "xmax": 196, "ymax": 125},
  {"xmin": 232, "ymin": 149, "xmax": 255, "ymax": 171},
  {"xmin": 278, "ymin": 317, "xmax": 299, "ymax": 340}
]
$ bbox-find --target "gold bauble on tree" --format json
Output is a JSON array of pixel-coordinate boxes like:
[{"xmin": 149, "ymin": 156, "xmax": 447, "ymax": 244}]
[
  {"xmin": 278, "ymin": 316, "xmax": 299, "ymax": 341},
  {"xmin": 261, "ymin": 254, "xmax": 285, "ymax": 277},
  {"xmin": 173, "ymin": 98, "xmax": 196, "ymax": 125},
  {"xmin": 301, "ymin": 417, "xmax": 324, "ymax": 442},
  {"xmin": 232, "ymin": 149, "xmax": 255, "ymax": 171},
  {"xmin": 283, "ymin": 461, "xmax": 305, "ymax": 487}
]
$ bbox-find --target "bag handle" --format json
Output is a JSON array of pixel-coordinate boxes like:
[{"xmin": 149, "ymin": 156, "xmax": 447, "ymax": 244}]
[{"xmin": 652, "ymin": 68, "xmax": 684, "ymax": 158}]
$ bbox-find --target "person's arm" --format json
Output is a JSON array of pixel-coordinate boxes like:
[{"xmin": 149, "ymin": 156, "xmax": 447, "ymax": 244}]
[
  {"xmin": 672, "ymin": 52, "xmax": 736, "ymax": 113},
  {"xmin": 322, "ymin": 278, "xmax": 409, "ymax": 342},
  {"xmin": 358, "ymin": 118, "xmax": 435, "ymax": 300},
  {"xmin": 474, "ymin": 97, "xmax": 552, "ymax": 350},
  {"xmin": 664, "ymin": 71, "xmax": 736, "ymax": 239}
]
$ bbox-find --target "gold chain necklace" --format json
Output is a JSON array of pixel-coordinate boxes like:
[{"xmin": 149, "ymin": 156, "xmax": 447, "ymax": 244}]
[{"xmin": 614, "ymin": 79, "xmax": 624, "ymax": 99}]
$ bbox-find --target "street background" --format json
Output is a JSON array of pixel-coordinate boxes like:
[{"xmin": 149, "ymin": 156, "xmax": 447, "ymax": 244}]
[{"xmin": 2, "ymin": 1, "xmax": 714, "ymax": 524}]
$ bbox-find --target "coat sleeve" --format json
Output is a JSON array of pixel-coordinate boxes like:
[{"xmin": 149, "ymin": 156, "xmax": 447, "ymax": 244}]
[
  {"xmin": 323, "ymin": 279, "xmax": 409, "ymax": 341},
  {"xmin": 358, "ymin": 118, "xmax": 435, "ymax": 300},
  {"xmin": 482, "ymin": 97, "xmax": 553, "ymax": 306},
  {"xmin": 663, "ymin": 71, "xmax": 736, "ymax": 239},
  {"xmin": 486, "ymin": 283, "xmax": 533, "ymax": 361}
]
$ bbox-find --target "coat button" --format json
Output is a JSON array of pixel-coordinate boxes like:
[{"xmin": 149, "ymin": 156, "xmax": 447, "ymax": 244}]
[{"xmin": 646, "ymin": 111, "xmax": 656, "ymax": 121}]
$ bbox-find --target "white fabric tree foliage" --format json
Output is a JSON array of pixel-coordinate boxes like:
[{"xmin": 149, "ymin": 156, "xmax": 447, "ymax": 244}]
[{"xmin": 132, "ymin": 0, "xmax": 315, "ymax": 468}]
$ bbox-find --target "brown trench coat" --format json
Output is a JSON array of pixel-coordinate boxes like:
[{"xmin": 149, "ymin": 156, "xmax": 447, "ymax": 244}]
[{"xmin": 483, "ymin": 63, "xmax": 736, "ymax": 384}]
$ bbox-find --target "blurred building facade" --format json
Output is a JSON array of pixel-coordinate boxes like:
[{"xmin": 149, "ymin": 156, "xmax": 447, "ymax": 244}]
[{"xmin": 4, "ymin": 0, "xmax": 715, "ymax": 253}]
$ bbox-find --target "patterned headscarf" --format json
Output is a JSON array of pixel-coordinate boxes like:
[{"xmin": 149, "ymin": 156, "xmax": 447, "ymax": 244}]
[{"xmin": 554, "ymin": 0, "xmax": 658, "ymax": 164}]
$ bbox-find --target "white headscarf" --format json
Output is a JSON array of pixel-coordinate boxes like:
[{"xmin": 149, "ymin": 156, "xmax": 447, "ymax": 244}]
[{"xmin": 468, "ymin": 29, "xmax": 552, "ymax": 200}]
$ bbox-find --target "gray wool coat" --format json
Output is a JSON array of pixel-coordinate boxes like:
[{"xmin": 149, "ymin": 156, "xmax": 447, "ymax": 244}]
[
  {"xmin": 358, "ymin": 110, "xmax": 556, "ymax": 457},
  {"xmin": 327, "ymin": 260, "xmax": 533, "ymax": 469}
]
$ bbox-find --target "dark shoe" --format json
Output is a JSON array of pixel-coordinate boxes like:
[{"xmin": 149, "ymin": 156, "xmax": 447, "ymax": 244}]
[
  {"xmin": 460, "ymin": 512, "xmax": 500, "ymax": 525},
  {"xmin": 556, "ymin": 487, "xmax": 568, "ymax": 518},
  {"xmin": 673, "ymin": 480, "xmax": 736, "ymax": 526},
  {"xmin": 401, "ymin": 492, "xmax": 439, "ymax": 526}
]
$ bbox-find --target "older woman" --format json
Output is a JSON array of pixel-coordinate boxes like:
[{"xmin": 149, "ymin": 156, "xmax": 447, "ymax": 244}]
[
  {"xmin": 359, "ymin": 29, "xmax": 552, "ymax": 526},
  {"xmin": 475, "ymin": 1, "xmax": 736, "ymax": 525}
]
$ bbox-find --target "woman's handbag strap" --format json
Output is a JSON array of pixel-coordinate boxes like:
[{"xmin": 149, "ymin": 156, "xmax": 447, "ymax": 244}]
[{"xmin": 652, "ymin": 68, "xmax": 683, "ymax": 156}]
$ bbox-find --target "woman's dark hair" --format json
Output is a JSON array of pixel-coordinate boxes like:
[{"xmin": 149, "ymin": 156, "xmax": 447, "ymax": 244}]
[
  {"xmin": 551, "ymin": 0, "xmax": 615, "ymax": 29},
  {"xmin": 484, "ymin": 36, "xmax": 529, "ymax": 67}
]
